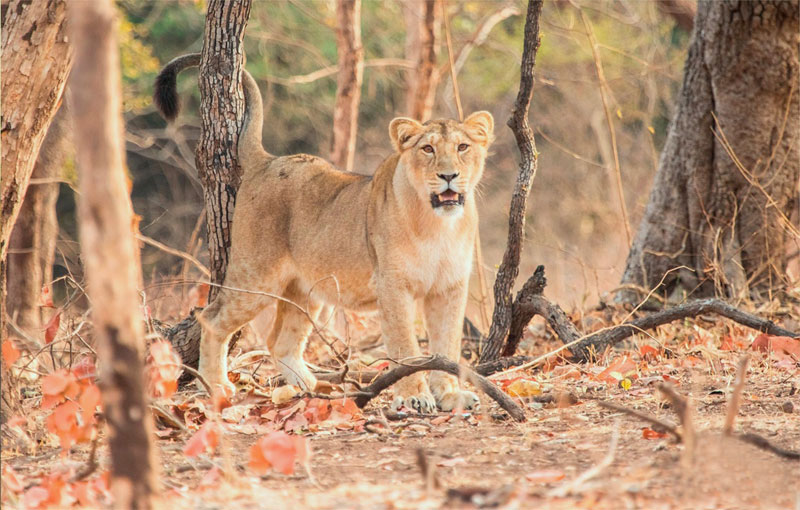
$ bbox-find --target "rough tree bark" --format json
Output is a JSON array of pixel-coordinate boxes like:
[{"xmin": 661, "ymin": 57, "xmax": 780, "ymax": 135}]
[
  {"xmin": 331, "ymin": 0, "xmax": 364, "ymax": 171},
  {"xmin": 403, "ymin": 0, "xmax": 440, "ymax": 121},
  {"xmin": 67, "ymin": 0, "xmax": 159, "ymax": 507},
  {"xmin": 0, "ymin": 0, "xmax": 73, "ymax": 336},
  {"xmin": 197, "ymin": 0, "xmax": 252, "ymax": 303},
  {"xmin": 621, "ymin": 0, "xmax": 799, "ymax": 302},
  {"xmin": 479, "ymin": 0, "xmax": 543, "ymax": 363},
  {"xmin": 165, "ymin": 0, "xmax": 252, "ymax": 373},
  {"xmin": 6, "ymin": 104, "xmax": 69, "ymax": 344}
]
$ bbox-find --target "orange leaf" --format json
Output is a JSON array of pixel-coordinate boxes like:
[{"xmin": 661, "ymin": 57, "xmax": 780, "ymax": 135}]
[
  {"xmin": 642, "ymin": 427, "xmax": 668, "ymax": 439},
  {"xmin": 751, "ymin": 334, "xmax": 800, "ymax": 360},
  {"xmin": 146, "ymin": 340, "xmax": 182, "ymax": 398},
  {"xmin": 44, "ymin": 311, "xmax": 61, "ymax": 344},
  {"xmin": 2, "ymin": 339, "xmax": 20, "ymax": 366},
  {"xmin": 330, "ymin": 398, "xmax": 358, "ymax": 416},
  {"xmin": 596, "ymin": 356, "xmax": 637, "ymax": 384},
  {"xmin": 249, "ymin": 431, "xmax": 307, "ymax": 475},
  {"xmin": 79, "ymin": 383, "xmax": 102, "ymax": 425},
  {"xmin": 639, "ymin": 345, "xmax": 660, "ymax": 359},
  {"xmin": 72, "ymin": 357, "xmax": 97, "ymax": 380},
  {"xmin": 183, "ymin": 422, "xmax": 219, "ymax": 458},
  {"xmin": 304, "ymin": 398, "xmax": 331, "ymax": 423},
  {"xmin": 525, "ymin": 469, "xmax": 566, "ymax": 483}
]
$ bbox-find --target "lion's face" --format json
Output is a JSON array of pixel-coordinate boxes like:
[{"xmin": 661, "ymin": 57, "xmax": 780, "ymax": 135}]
[{"xmin": 389, "ymin": 112, "xmax": 494, "ymax": 218}]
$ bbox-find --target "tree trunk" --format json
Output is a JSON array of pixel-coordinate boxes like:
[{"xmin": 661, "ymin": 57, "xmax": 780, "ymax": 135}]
[
  {"xmin": 479, "ymin": 0, "xmax": 543, "ymax": 363},
  {"xmin": 197, "ymin": 0, "xmax": 252, "ymax": 303},
  {"xmin": 0, "ymin": 0, "xmax": 73, "ymax": 337},
  {"xmin": 165, "ymin": 0, "xmax": 252, "ymax": 374},
  {"xmin": 403, "ymin": 0, "xmax": 440, "ymax": 121},
  {"xmin": 331, "ymin": 0, "xmax": 364, "ymax": 172},
  {"xmin": 621, "ymin": 0, "xmax": 799, "ymax": 302},
  {"xmin": 6, "ymin": 103, "xmax": 69, "ymax": 344},
  {"xmin": 68, "ymin": 1, "xmax": 159, "ymax": 507}
]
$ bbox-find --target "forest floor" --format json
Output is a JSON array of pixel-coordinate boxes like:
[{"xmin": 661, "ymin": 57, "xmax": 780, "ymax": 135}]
[{"xmin": 2, "ymin": 304, "xmax": 799, "ymax": 509}]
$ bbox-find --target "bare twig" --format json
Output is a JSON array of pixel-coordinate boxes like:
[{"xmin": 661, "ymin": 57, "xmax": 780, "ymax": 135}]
[
  {"xmin": 136, "ymin": 232, "xmax": 210, "ymax": 277},
  {"xmin": 549, "ymin": 421, "xmax": 620, "ymax": 497},
  {"xmin": 723, "ymin": 354, "xmax": 750, "ymax": 435},
  {"xmin": 598, "ymin": 401, "xmax": 680, "ymax": 440}
]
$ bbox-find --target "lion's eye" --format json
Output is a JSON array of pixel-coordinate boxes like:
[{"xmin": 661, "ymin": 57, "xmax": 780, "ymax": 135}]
[
  {"xmin": 422, "ymin": 145, "xmax": 434, "ymax": 154},
  {"xmin": 458, "ymin": 143, "xmax": 470, "ymax": 152}
]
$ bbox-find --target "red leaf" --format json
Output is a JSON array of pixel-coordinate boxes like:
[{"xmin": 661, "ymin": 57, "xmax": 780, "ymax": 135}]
[
  {"xmin": 71, "ymin": 357, "xmax": 97, "ymax": 380},
  {"xmin": 751, "ymin": 334, "xmax": 800, "ymax": 360},
  {"xmin": 596, "ymin": 356, "xmax": 637, "ymax": 384},
  {"xmin": 304, "ymin": 398, "xmax": 331, "ymax": 424},
  {"xmin": 44, "ymin": 311, "xmax": 61, "ymax": 344},
  {"xmin": 249, "ymin": 431, "xmax": 308, "ymax": 475},
  {"xmin": 79, "ymin": 383, "xmax": 102, "ymax": 425},
  {"xmin": 2, "ymin": 339, "xmax": 20, "ymax": 366},
  {"xmin": 183, "ymin": 422, "xmax": 219, "ymax": 458},
  {"xmin": 525, "ymin": 469, "xmax": 566, "ymax": 483},
  {"xmin": 642, "ymin": 427, "xmax": 668, "ymax": 439},
  {"xmin": 146, "ymin": 340, "xmax": 182, "ymax": 398},
  {"xmin": 639, "ymin": 345, "xmax": 660, "ymax": 360}
]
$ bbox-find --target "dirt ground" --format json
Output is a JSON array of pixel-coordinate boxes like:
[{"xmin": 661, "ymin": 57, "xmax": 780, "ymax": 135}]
[{"xmin": 4, "ymin": 329, "xmax": 799, "ymax": 510}]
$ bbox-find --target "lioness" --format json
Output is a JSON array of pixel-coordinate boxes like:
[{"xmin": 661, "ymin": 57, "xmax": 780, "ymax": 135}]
[{"xmin": 154, "ymin": 54, "xmax": 493, "ymax": 412}]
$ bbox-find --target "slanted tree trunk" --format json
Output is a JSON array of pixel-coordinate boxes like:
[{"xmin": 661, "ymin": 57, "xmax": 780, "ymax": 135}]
[
  {"xmin": 621, "ymin": 0, "xmax": 799, "ymax": 302},
  {"xmin": 331, "ymin": 0, "xmax": 364, "ymax": 171},
  {"xmin": 6, "ymin": 104, "xmax": 69, "ymax": 344},
  {"xmin": 0, "ymin": 0, "xmax": 73, "ymax": 337},
  {"xmin": 403, "ymin": 0, "xmax": 440, "ymax": 121},
  {"xmin": 68, "ymin": 0, "xmax": 158, "ymax": 507}
]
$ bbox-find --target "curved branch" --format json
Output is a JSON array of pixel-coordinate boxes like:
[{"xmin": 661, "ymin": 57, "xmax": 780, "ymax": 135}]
[{"xmin": 352, "ymin": 355, "xmax": 526, "ymax": 422}]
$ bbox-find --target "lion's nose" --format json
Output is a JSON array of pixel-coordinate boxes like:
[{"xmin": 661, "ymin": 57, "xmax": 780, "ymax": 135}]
[{"xmin": 437, "ymin": 173, "xmax": 459, "ymax": 183}]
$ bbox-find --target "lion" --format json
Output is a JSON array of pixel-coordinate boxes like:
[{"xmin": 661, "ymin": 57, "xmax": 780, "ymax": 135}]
[{"xmin": 154, "ymin": 53, "xmax": 494, "ymax": 413}]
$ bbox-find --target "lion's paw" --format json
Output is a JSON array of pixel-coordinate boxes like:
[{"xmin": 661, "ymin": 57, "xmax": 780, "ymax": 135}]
[
  {"xmin": 437, "ymin": 389, "xmax": 480, "ymax": 412},
  {"xmin": 391, "ymin": 391, "xmax": 437, "ymax": 414}
]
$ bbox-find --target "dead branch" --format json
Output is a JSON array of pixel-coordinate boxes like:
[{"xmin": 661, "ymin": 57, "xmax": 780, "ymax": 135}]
[
  {"xmin": 723, "ymin": 354, "xmax": 749, "ymax": 435},
  {"xmin": 480, "ymin": 0, "xmax": 544, "ymax": 363},
  {"xmin": 737, "ymin": 433, "xmax": 800, "ymax": 461},
  {"xmin": 351, "ymin": 355, "xmax": 526, "ymax": 422}
]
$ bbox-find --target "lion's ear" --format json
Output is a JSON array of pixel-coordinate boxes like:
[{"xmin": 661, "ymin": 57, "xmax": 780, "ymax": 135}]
[
  {"xmin": 389, "ymin": 117, "xmax": 423, "ymax": 152},
  {"xmin": 463, "ymin": 111, "xmax": 494, "ymax": 147}
]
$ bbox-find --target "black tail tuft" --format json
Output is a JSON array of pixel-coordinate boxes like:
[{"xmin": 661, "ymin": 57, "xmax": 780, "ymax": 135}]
[
  {"xmin": 153, "ymin": 66, "xmax": 180, "ymax": 121},
  {"xmin": 152, "ymin": 53, "xmax": 202, "ymax": 122}
]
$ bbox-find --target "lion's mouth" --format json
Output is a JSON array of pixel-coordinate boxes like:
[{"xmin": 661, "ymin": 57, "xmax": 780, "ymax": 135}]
[{"xmin": 430, "ymin": 190, "xmax": 465, "ymax": 208}]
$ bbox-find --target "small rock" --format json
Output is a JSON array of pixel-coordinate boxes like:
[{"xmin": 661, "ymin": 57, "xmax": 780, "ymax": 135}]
[{"xmin": 781, "ymin": 401, "xmax": 794, "ymax": 414}]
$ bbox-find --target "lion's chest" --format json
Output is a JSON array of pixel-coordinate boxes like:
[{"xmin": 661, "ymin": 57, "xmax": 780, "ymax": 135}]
[{"xmin": 395, "ymin": 232, "xmax": 473, "ymax": 296}]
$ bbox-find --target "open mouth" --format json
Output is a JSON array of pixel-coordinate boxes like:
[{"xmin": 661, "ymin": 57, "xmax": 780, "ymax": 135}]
[{"xmin": 430, "ymin": 190, "xmax": 465, "ymax": 208}]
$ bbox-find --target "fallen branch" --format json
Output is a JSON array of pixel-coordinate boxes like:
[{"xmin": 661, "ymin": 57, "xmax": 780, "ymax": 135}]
[{"xmin": 351, "ymin": 355, "xmax": 526, "ymax": 422}]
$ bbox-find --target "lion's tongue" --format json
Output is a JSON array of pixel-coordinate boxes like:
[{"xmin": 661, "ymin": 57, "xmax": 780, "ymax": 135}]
[{"xmin": 439, "ymin": 190, "xmax": 459, "ymax": 201}]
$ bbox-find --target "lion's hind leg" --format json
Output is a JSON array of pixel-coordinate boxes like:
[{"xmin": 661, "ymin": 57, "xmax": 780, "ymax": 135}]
[
  {"xmin": 267, "ymin": 280, "xmax": 322, "ymax": 391},
  {"xmin": 198, "ymin": 287, "xmax": 270, "ymax": 396}
]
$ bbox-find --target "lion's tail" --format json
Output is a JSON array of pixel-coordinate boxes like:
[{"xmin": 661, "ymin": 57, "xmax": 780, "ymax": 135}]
[{"xmin": 153, "ymin": 53, "xmax": 269, "ymax": 171}]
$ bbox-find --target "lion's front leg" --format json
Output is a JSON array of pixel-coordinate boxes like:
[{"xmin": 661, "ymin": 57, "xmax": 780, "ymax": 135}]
[
  {"xmin": 424, "ymin": 283, "xmax": 479, "ymax": 411},
  {"xmin": 377, "ymin": 284, "xmax": 436, "ymax": 414}
]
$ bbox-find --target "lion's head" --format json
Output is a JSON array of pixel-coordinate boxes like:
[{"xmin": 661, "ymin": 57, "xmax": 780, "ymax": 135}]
[{"xmin": 389, "ymin": 111, "xmax": 494, "ymax": 218}]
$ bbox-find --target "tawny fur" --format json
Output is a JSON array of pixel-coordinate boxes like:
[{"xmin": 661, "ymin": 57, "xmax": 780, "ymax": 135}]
[{"xmin": 154, "ymin": 54, "xmax": 494, "ymax": 412}]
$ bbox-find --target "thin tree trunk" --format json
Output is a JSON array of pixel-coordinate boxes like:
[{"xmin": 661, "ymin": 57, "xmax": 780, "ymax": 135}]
[
  {"xmin": 6, "ymin": 103, "xmax": 69, "ymax": 344},
  {"xmin": 197, "ymin": 0, "xmax": 252, "ymax": 303},
  {"xmin": 479, "ymin": 0, "xmax": 543, "ymax": 363},
  {"xmin": 165, "ymin": 0, "xmax": 252, "ymax": 373},
  {"xmin": 1, "ymin": 0, "xmax": 73, "ymax": 337},
  {"xmin": 621, "ymin": 0, "xmax": 799, "ymax": 302},
  {"xmin": 403, "ymin": 0, "xmax": 440, "ymax": 121},
  {"xmin": 331, "ymin": 0, "xmax": 364, "ymax": 171},
  {"xmin": 68, "ymin": 1, "xmax": 158, "ymax": 507}
]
